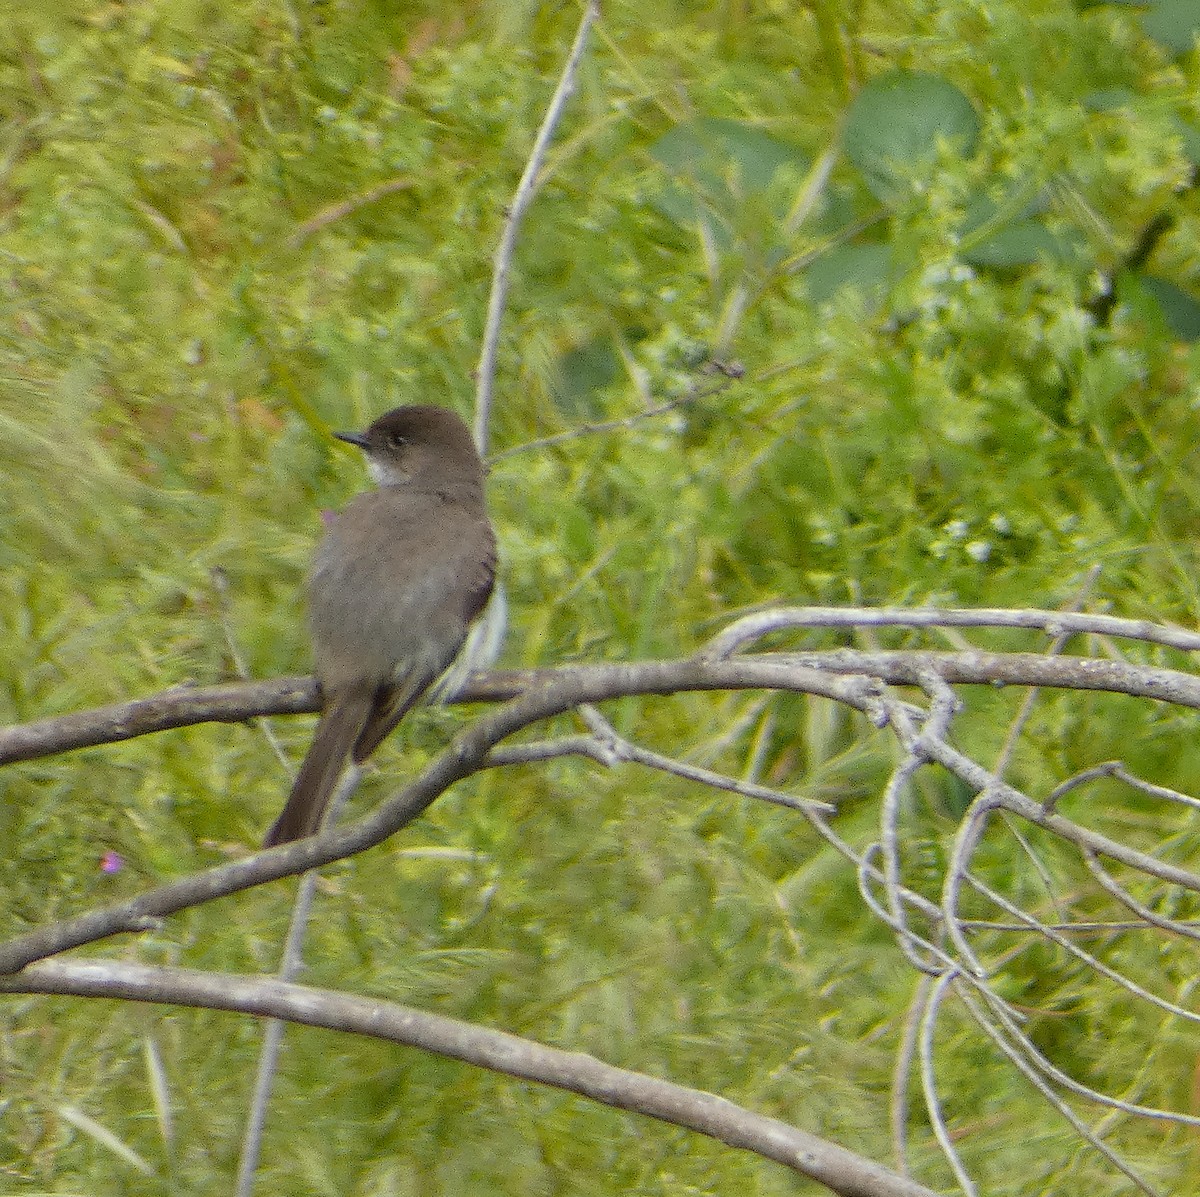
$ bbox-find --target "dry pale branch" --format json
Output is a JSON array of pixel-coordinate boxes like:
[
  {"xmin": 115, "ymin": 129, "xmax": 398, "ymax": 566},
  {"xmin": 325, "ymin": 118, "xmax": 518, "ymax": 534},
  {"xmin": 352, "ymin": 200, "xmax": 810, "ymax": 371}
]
[
  {"xmin": 952, "ymin": 982, "xmax": 1165, "ymax": 1197},
  {"xmin": 1, "ymin": 960, "xmax": 939, "ymax": 1197},
  {"xmin": 0, "ymin": 675, "xmax": 321, "ymax": 766},
  {"xmin": 473, "ymin": 0, "xmax": 601, "ymax": 455},
  {"xmin": 777, "ymin": 647, "xmax": 1200, "ymax": 708},
  {"xmin": 492, "ymin": 702, "xmax": 838, "ymax": 814},
  {"xmin": 0, "ymin": 657, "xmax": 877, "ymax": 972},
  {"xmin": 704, "ymin": 605, "xmax": 1200, "ymax": 656},
  {"xmin": 7, "ymin": 605, "xmax": 1200, "ymax": 1194},
  {"xmin": 5, "ymin": 646, "xmax": 1199, "ymax": 768}
]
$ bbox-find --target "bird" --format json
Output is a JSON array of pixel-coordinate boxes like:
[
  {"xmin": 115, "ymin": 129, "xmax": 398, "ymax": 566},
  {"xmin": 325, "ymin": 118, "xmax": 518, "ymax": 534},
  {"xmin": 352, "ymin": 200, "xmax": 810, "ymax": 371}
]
[{"xmin": 263, "ymin": 405, "xmax": 496, "ymax": 847}]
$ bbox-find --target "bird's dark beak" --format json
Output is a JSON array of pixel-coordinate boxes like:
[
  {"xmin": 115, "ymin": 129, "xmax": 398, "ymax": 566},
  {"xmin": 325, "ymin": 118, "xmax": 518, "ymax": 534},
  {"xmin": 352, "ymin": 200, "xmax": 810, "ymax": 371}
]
[{"xmin": 333, "ymin": 430, "xmax": 370, "ymax": 449}]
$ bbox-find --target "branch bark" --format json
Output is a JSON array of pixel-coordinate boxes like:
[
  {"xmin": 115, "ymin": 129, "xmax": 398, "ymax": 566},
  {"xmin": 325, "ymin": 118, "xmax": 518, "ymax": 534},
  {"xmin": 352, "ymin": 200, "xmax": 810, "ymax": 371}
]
[
  {"xmin": 2, "ymin": 959, "xmax": 939, "ymax": 1197},
  {"xmin": 0, "ymin": 659, "xmax": 876, "ymax": 972},
  {"xmin": 5, "ymin": 646, "xmax": 1199, "ymax": 768},
  {"xmin": 5, "ymin": 606, "xmax": 1200, "ymax": 1194},
  {"xmin": 474, "ymin": 0, "xmax": 600, "ymax": 455}
]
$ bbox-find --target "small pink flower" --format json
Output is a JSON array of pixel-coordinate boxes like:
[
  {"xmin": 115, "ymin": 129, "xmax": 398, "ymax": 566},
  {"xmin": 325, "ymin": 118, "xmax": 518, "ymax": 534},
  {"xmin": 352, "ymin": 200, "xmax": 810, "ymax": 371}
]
[{"xmin": 99, "ymin": 851, "xmax": 124, "ymax": 874}]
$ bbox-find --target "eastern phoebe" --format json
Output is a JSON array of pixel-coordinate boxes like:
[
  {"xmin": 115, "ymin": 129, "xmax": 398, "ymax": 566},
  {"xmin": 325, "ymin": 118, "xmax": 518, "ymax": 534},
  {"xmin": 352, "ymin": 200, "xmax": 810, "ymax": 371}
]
[{"xmin": 263, "ymin": 405, "xmax": 496, "ymax": 846}]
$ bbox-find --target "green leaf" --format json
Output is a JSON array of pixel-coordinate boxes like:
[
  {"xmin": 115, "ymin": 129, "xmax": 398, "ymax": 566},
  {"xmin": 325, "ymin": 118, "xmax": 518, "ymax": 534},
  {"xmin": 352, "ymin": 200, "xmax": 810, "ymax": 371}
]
[
  {"xmin": 551, "ymin": 338, "xmax": 621, "ymax": 419},
  {"xmin": 649, "ymin": 118, "xmax": 808, "ymax": 197},
  {"xmin": 960, "ymin": 194, "xmax": 1080, "ymax": 268},
  {"xmin": 1173, "ymin": 117, "xmax": 1200, "ymax": 165},
  {"xmin": 1132, "ymin": 273, "xmax": 1200, "ymax": 341},
  {"xmin": 1082, "ymin": 87, "xmax": 1139, "ymax": 112},
  {"xmin": 843, "ymin": 70, "xmax": 980, "ymax": 202},
  {"xmin": 1141, "ymin": 0, "xmax": 1200, "ymax": 56},
  {"xmin": 647, "ymin": 118, "xmax": 811, "ymax": 249},
  {"xmin": 803, "ymin": 243, "xmax": 894, "ymax": 304}
]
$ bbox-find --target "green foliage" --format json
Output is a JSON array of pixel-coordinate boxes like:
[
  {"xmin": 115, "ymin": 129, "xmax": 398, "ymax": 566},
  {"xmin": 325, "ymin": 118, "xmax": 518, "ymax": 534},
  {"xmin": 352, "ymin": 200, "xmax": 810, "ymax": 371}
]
[
  {"xmin": 843, "ymin": 69, "xmax": 981, "ymax": 202},
  {"xmin": 3, "ymin": 0, "xmax": 1200, "ymax": 1194}
]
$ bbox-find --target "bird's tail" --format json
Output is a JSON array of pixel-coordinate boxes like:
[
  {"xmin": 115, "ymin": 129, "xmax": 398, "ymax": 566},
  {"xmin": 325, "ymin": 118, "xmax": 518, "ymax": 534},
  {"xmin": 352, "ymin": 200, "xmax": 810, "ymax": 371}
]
[{"xmin": 264, "ymin": 686, "xmax": 374, "ymax": 847}]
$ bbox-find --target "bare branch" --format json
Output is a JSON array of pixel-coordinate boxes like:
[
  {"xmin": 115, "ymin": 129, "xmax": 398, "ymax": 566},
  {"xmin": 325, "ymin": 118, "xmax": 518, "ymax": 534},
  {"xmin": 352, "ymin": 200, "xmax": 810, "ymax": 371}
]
[
  {"xmin": 878, "ymin": 697, "xmax": 949, "ymax": 973},
  {"xmin": 704, "ymin": 606, "xmax": 1200, "ymax": 657},
  {"xmin": 0, "ymin": 659, "xmax": 876, "ymax": 972},
  {"xmin": 474, "ymin": 0, "xmax": 600, "ymax": 455},
  {"xmin": 891, "ymin": 975, "xmax": 932, "ymax": 1179},
  {"xmin": 4, "ymin": 959, "xmax": 940, "ymax": 1197},
  {"xmin": 966, "ymin": 876, "xmax": 1200, "ymax": 1033},
  {"xmin": 7, "ymin": 603, "xmax": 1200, "ymax": 1191},
  {"xmin": 235, "ymin": 766, "xmax": 360, "ymax": 1196},
  {"xmin": 779, "ymin": 648, "xmax": 1200, "ymax": 710},
  {"xmin": 907, "ymin": 728, "xmax": 1200, "ymax": 897},
  {"xmin": 1083, "ymin": 851, "xmax": 1200, "ymax": 942},
  {"xmin": 919, "ymin": 972, "xmax": 978, "ymax": 1197},
  {"xmin": 8, "ymin": 643, "xmax": 1200, "ymax": 770},
  {"xmin": 485, "ymin": 733, "xmax": 621, "ymax": 768},
  {"xmin": 1037, "ymin": 757, "xmax": 1200, "ymax": 821},
  {"xmin": 558, "ymin": 703, "xmax": 837, "ymax": 814},
  {"xmin": 0, "ymin": 675, "xmax": 320, "ymax": 766},
  {"xmin": 955, "ymin": 984, "xmax": 1163, "ymax": 1196}
]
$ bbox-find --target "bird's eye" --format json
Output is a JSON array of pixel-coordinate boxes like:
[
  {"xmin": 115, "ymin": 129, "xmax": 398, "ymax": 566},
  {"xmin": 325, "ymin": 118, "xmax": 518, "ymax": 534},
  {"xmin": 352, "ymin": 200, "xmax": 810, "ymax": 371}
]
[{"xmin": 389, "ymin": 433, "xmax": 407, "ymax": 449}]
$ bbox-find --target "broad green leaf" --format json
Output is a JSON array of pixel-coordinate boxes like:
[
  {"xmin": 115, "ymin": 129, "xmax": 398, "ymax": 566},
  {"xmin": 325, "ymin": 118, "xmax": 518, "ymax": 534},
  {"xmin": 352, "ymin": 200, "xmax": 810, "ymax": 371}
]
[
  {"xmin": 647, "ymin": 118, "xmax": 811, "ymax": 248},
  {"xmin": 960, "ymin": 195, "xmax": 1079, "ymax": 268},
  {"xmin": 803, "ymin": 242, "xmax": 894, "ymax": 304},
  {"xmin": 843, "ymin": 70, "xmax": 980, "ymax": 202},
  {"xmin": 649, "ymin": 118, "xmax": 808, "ymax": 197},
  {"xmin": 552, "ymin": 338, "xmax": 621, "ymax": 419},
  {"xmin": 1141, "ymin": 0, "xmax": 1200, "ymax": 56},
  {"xmin": 1134, "ymin": 274, "xmax": 1200, "ymax": 341}
]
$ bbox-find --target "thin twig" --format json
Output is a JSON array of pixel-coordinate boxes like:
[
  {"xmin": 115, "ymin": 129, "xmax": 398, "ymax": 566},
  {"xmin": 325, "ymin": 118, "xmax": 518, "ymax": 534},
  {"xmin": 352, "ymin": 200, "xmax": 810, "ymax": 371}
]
[
  {"xmin": 961, "ymin": 918, "xmax": 1200, "ymax": 934},
  {"xmin": 968, "ymin": 973, "xmax": 1198, "ymax": 1131},
  {"xmin": 235, "ymin": 768, "xmax": 360, "ymax": 1195},
  {"xmin": 473, "ymin": 0, "xmax": 600, "ymax": 455},
  {"xmin": 1046, "ymin": 760, "xmax": 1200, "ymax": 815},
  {"xmin": 918, "ymin": 972, "xmax": 977, "ymax": 1196},
  {"xmin": 573, "ymin": 704, "xmax": 836, "ymax": 814},
  {"xmin": 486, "ymin": 376, "xmax": 735, "ymax": 465},
  {"xmin": 286, "ymin": 176, "xmax": 415, "ymax": 247},
  {"xmin": 487, "ymin": 706, "xmax": 838, "ymax": 814},
  {"xmin": 978, "ymin": 570, "xmax": 1102, "ymax": 929},
  {"xmin": 211, "ymin": 567, "xmax": 291, "ymax": 774},
  {"xmin": 891, "ymin": 974, "xmax": 933, "ymax": 1177},
  {"xmin": 877, "ymin": 692, "xmax": 951, "ymax": 973},
  {"xmin": 955, "ymin": 983, "xmax": 1163, "ymax": 1197},
  {"xmin": 1083, "ymin": 851, "xmax": 1200, "ymax": 943},
  {"xmin": 894, "ymin": 717, "xmax": 1200, "ymax": 897},
  {"xmin": 967, "ymin": 875, "xmax": 1200, "ymax": 1030}
]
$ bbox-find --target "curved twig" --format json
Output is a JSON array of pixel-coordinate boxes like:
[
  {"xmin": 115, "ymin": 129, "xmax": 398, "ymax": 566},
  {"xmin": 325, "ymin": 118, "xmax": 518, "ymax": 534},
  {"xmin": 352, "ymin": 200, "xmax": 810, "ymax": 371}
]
[{"xmin": 3, "ymin": 959, "xmax": 940, "ymax": 1197}]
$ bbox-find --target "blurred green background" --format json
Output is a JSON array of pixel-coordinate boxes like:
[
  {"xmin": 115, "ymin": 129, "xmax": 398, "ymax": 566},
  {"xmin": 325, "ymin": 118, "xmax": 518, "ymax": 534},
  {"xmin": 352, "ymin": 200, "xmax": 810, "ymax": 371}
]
[{"xmin": 3, "ymin": 0, "xmax": 1200, "ymax": 1193}]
